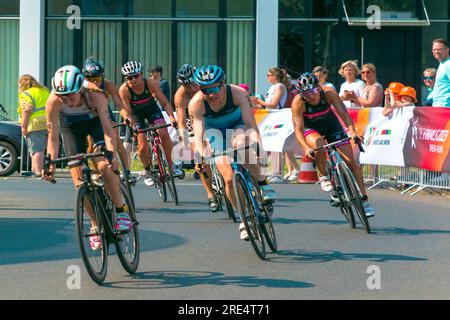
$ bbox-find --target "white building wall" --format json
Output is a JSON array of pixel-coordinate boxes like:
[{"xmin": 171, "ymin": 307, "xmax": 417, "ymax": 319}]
[
  {"xmin": 19, "ymin": 0, "xmax": 45, "ymax": 82},
  {"xmin": 255, "ymin": 0, "xmax": 279, "ymax": 95}
]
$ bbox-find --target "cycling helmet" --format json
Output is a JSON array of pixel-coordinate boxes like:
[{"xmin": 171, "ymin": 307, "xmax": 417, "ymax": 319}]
[
  {"xmin": 193, "ymin": 65, "xmax": 225, "ymax": 86},
  {"xmin": 177, "ymin": 64, "xmax": 196, "ymax": 85},
  {"xmin": 295, "ymin": 72, "xmax": 320, "ymax": 92},
  {"xmin": 82, "ymin": 58, "xmax": 104, "ymax": 77},
  {"xmin": 52, "ymin": 65, "xmax": 84, "ymax": 95},
  {"xmin": 121, "ymin": 61, "xmax": 142, "ymax": 76}
]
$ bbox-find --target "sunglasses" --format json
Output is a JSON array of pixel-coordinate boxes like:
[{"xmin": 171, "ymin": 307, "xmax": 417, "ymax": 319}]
[
  {"xmin": 86, "ymin": 75, "xmax": 103, "ymax": 83},
  {"xmin": 126, "ymin": 73, "xmax": 141, "ymax": 81},
  {"xmin": 361, "ymin": 70, "xmax": 372, "ymax": 75},
  {"xmin": 201, "ymin": 84, "xmax": 222, "ymax": 95},
  {"xmin": 423, "ymin": 76, "xmax": 435, "ymax": 81},
  {"xmin": 56, "ymin": 92, "xmax": 77, "ymax": 99},
  {"xmin": 266, "ymin": 74, "xmax": 272, "ymax": 77},
  {"xmin": 301, "ymin": 87, "xmax": 320, "ymax": 99}
]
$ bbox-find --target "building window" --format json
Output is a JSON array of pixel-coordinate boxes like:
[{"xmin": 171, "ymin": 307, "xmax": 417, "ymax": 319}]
[
  {"xmin": 0, "ymin": 0, "xmax": 19, "ymax": 16},
  {"xmin": 279, "ymin": 0, "xmax": 306, "ymax": 18},
  {"xmin": 47, "ymin": 0, "xmax": 73, "ymax": 16},
  {"xmin": 226, "ymin": 0, "xmax": 255, "ymax": 18},
  {"xmin": 343, "ymin": 0, "xmax": 418, "ymax": 18},
  {"xmin": 279, "ymin": 22, "xmax": 305, "ymax": 78},
  {"xmin": 131, "ymin": 0, "xmax": 172, "ymax": 17},
  {"xmin": 313, "ymin": 0, "xmax": 339, "ymax": 18},
  {"xmin": 176, "ymin": 0, "xmax": 219, "ymax": 17}
]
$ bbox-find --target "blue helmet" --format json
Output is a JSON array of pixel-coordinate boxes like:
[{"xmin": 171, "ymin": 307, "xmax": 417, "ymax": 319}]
[
  {"xmin": 82, "ymin": 58, "xmax": 104, "ymax": 77},
  {"xmin": 193, "ymin": 65, "xmax": 225, "ymax": 86}
]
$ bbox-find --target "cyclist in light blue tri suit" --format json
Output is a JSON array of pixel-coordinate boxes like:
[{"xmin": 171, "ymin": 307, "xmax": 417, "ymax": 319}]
[{"xmin": 188, "ymin": 65, "xmax": 276, "ymax": 240}]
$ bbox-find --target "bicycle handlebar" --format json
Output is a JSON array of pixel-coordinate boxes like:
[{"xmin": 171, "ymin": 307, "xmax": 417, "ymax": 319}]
[
  {"xmin": 313, "ymin": 136, "xmax": 365, "ymax": 153},
  {"xmin": 43, "ymin": 148, "xmax": 113, "ymax": 184}
]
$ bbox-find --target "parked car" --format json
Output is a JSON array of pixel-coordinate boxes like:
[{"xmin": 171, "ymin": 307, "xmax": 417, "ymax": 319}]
[{"xmin": 0, "ymin": 112, "xmax": 27, "ymax": 176}]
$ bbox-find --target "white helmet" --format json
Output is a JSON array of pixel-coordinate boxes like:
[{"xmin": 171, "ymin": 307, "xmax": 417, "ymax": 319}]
[
  {"xmin": 121, "ymin": 61, "xmax": 142, "ymax": 76},
  {"xmin": 52, "ymin": 65, "xmax": 84, "ymax": 95}
]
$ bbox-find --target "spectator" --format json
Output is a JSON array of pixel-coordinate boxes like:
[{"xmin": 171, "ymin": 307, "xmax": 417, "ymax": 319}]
[
  {"xmin": 249, "ymin": 67, "xmax": 290, "ymax": 110},
  {"xmin": 249, "ymin": 67, "xmax": 294, "ymax": 183},
  {"xmin": 431, "ymin": 38, "xmax": 450, "ymax": 108},
  {"xmin": 422, "ymin": 68, "xmax": 436, "ymax": 106},
  {"xmin": 347, "ymin": 63, "xmax": 383, "ymax": 108},
  {"xmin": 338, "ymin": 60, "xmax": 365, "ymax": 109},
  {"xmin": 149, "ymin": 65, "xmax": 171, "ymax": 108},
  {"xmin": 383, "ymin": 85, "xmax": 416, "ymax": 117},
  {"xmin": 313, "ymin": 65, "xmax": 337, "ymax": 92},
  {"xmin": 17, "ymin": 75, "xmax": 50, "ymax": 178},
  {"xmin": 382, "ymin": 82, "xmax": 405, "ymax": 117}
]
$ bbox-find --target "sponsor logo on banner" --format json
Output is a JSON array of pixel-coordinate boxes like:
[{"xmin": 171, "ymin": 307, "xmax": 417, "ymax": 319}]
[
  {"xmin": 262, "ymin": 123, "xmax": 286, "ymax": 138},
  {"xmin": 365, "ymin": 127, "xmax": 392, "ymax": 147}
]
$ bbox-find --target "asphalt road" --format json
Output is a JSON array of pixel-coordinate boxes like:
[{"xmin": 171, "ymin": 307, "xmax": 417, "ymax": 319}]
[{"xmin": 0, "ymin": 175, "xmax": 449, "ymax": 300}]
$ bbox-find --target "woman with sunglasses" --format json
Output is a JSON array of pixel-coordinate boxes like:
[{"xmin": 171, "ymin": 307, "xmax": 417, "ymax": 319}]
[
  {"xmin": 291, "ymin": 72, "xmax": 375, "ymax": 218},
  {"xmin": 118, "ymin": 61, "xmax": 181, "ymax": 187},
  {"xmin": 174, "ymin": 64, "xmax": 218, "ymax": 213},
  {"xmin": 189, "ymin": 65, "xmax": 276, "ymax": 241},
  {"xmin": 82, "ymin": 58, "xmax": 134, "ymax": 182},
  {"xmin": 44, "ymin": 65, "xmax": 133, "ymax": 248},
  {"xmin": 346, "ymin": 63, "xmax": 383, "ymax": 108}
]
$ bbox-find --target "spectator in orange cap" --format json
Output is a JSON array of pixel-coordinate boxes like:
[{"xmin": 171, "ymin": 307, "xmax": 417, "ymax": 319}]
[{"xmin": 383, "ymin": 85, "xmax": 416, "ymax": 116}]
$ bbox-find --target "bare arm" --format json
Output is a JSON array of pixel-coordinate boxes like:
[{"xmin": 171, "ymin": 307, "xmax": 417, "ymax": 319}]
[
  {"xmin": 353, "ymin": 85, "xmax": 383, "ymax": 108},
  {"xmin": 174, "ymin": 86, "xmax": 188, "ymax": 130},
  {"xmin": 106, "ymin": 80, "xmax": 131, "ymax": 122},
  {"xmin": 188, "ymin": 92, "xmax": 206, "ymax": 160},
  {"xmin": 256, "ymin": 84, "xmax": 285, "ymax": 109},
  {"xmin": 291, "ymin": 95, "xmax": 310, "ymax": 152},
  {"xmin": 19, "ymin": 99, "xmax": 33, "ymax": 135},
  {"xmin": 232, "ymin": 85, "xmax": 260, "ymax": 144},
  {"xmin": 148, "ymin": 78, "xmax": 175, "ymax": 119},
  {"xmin": 45, "ymin": 94, "xmax": 62, "ymax": 162},
  {"xmin": 89, "ymin": 92, "xmax": 117, "ymax": 155}
]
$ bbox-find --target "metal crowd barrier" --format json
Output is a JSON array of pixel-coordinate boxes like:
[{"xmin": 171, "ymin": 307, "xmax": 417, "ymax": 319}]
[{"xmin": 363, "ymin": 164, "xmax": 450, "ymax": 196}]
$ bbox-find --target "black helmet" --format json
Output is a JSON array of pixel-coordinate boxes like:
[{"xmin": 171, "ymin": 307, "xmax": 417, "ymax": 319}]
[
  {"xmin": 82, "ymin": 58, "xmax": 104, "ymax": 77},
  {"xmin": 295, "ymin": 72, "xmax": 320, "ymax": 92},
  {"xmin": 177, "ymin": 64, "xmax": 196, "ymax": 85}
]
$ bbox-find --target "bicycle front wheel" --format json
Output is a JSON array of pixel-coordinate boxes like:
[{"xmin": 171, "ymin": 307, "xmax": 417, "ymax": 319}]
[
  {"xmin": 341, "ymin": 164, "xmax": 371, "ymax": 233},
  {"xmin": 75, "ymin": 184, "xmax": 108, "ymax": 285},
  {"xmin": 332, "ymin": 168, "xmax": 356, "ymax": 229},
  {"xmin": 158, "ymin": 144, "xmax": 179, "ymax": 205},
  {"xmin": 117, "ymin": 153, "xmax": 135, "ymax": 213},
  {"xmin": 115, "ymin": 182, "xmax": 140, "ymax": 274},
  {"xmin": 152, "ymin": 146, "xmax": 167, "ymax": 202},
  {"xmin": 251, "ymin": 176, "xmax": 277, "ymax": 252},
  {"xmin": 233, "ymin": 172, "xmax": 266, "ymax": 260}
]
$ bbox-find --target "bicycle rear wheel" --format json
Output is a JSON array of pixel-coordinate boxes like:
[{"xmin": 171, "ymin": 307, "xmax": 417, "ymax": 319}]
[
  {"xmin": 75, "ymin": 184, "xmax": 108, "ymax": 285},
  {"xmin": 152, "ymin": 146, "xmax": 167, "ymax": 202},
  {"xmin": 332, "ymin": 168, "xmax": 356, "ymax": 229},
  {"xmin": 233, "ymin": 172, "xmax": 266, "ymax": 260},
  {"xmin": 158, "ymin": 144, "xmax": 179, "ymax": 205},
  {"xmin": 341, "ymin": 164, "xmax": 371, "ymax": 233},
  {"xmin": 216, "ymin": 169, "xmax": 237, "ymax": 222},
  {"xmin": 115, "ymin": 182, "xmax": 140, "ymax": 274}
]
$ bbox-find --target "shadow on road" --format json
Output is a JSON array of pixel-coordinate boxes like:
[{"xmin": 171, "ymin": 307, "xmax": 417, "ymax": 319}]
[
  {"xmin": 272, "ymin": 217, "xmax": 347, "ymax": 225},
  {"xmin": 371, "ymin": 227, "xmax": 450, "ymax": 237},
  {"xmin": 104, "ymin": 270, "xmax": 314, "ymax": 289},
  {"xmin": 267, "ymin": 250, "xmax": 427, "ymax": 264},
  {"xmin": 0, "ymin": 218, "xmax": 185, "ymax": 265},
  {"xmin": 278, "ymin": 198, "xmax": 330, "ymax": 203}
]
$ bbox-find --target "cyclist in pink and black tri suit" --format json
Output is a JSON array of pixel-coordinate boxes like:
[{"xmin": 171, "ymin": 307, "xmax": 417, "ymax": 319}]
[
  {"xmin": 119, "ymin": 61, "xmax": 182, "ymax": 187},
  {"xmin": 291, "ymin": 72, "xmax": 375, "ymax": 218}
]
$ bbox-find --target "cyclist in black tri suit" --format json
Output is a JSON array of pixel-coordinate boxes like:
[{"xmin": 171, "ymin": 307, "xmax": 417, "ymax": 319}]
[
  {"xmin": 174, "ymin": 64, "xmax": 218, "ymax": 212},
  {"xmin": 291, "ymin": 72, "xmax": 375, "ymax": 218},
  {"xmin": 119, "ymin": 61, "xmax": 181, "ymax": 186}
]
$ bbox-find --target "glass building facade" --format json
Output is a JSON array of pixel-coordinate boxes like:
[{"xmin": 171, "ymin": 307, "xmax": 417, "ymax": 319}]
[{"xmin": 1, "ymin": 0, "xmax": 450, "ymax": 119}]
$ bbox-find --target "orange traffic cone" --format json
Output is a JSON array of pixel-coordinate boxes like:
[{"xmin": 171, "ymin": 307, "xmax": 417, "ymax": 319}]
[{"xmin": 298, "ymin": 155, "xmax": 319, "ymax": 183}]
